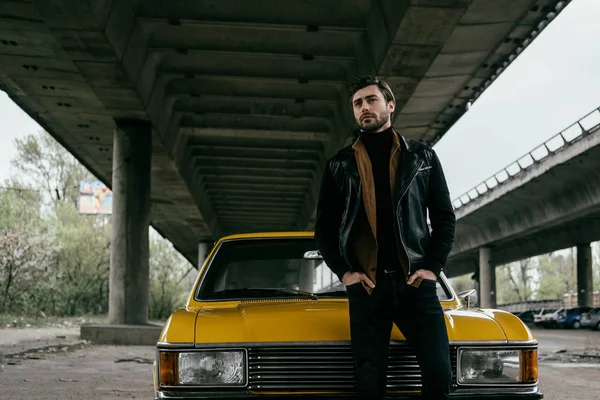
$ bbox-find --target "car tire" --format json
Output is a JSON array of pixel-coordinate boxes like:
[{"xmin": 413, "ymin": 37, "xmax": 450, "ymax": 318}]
[
  {"xmin": 572, "ymin": 321, "xmax": 581, "ymax": 330},
  {"xmin": 596, "ymin": 321, "xmax": 600, "ymax": 331}
]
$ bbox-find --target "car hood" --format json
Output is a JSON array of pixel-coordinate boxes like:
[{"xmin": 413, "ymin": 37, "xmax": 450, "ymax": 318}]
[{"xmin": 193, "ymin": 299, "xmax": 515, "ymax": 345}]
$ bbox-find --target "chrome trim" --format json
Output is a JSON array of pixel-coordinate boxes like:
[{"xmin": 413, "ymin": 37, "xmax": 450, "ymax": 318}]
[
  {"xmin": 450, "ymin": 340, "xmax": 507, "ymax": 345},
  {"xmin": 455, "ymin": 347, "xmax": 539, "ymax": 388},
  {"xmin": 450, "ymin": 340, "xmax": 538, "ymax": 347},
  {"xmin": 244, "ymin": 342, "xmax": 424, "ymax": 392},
  {"xmin": 196, "ymin": 340, "xmax": 351, "ymax": 348},
  {"xmin": 506, "ymin": 340, "xmax": 538, "ymax": 346},
  {"xmin": 193, "ymin": 340, "xmax": 537, "ymax": 348},
  {"xmin": 452, "ymin": 386, "xmax": 541, "ymax": 396},
  {"xmin": 157, "ymin": 348, "xmax": 248, "ymax": 389},
  {"xmin": 157, "ymin": 387, "xmax": 542, "ymax": 399},
  {"xmin": 156, "ymin": 392, "xmax": 249, "ymax": 399},
  {"xmin": 157, "ymin": 342, "xmax": 194, "ymax": 349}
]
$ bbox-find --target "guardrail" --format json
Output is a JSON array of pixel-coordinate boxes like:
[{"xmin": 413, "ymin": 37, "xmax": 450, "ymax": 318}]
[{"xmin": 451, "ymin": 106, "xmax": 600, "ymax": 210}]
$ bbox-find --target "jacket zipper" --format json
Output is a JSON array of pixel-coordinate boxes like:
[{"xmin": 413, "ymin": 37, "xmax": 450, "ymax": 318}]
[{"xmin": 396, "ymin": 160, "xmax": 424, "ymax": 276}]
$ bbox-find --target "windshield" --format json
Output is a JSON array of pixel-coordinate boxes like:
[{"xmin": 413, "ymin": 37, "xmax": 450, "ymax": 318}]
[{"xmin": 196, "ymin": 237, "xmax": 452, "ymax": 301}]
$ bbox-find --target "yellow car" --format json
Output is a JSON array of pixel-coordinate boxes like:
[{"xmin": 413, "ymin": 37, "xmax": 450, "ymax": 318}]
[{"xmin": 154, "ymin": 232, "xmax": 541, "ymax": 399}]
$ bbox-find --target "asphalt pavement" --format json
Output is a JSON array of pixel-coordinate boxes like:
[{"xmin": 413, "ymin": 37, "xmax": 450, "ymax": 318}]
[
  {"xmin": 532, "ymin": 326, "xmax": 600, "ymax": 353},
  {"xmin": 0, "ymin": 326, "xmax": 598, "ymax": 399}
]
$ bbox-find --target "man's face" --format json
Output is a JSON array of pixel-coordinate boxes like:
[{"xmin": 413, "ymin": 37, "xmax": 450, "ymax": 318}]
[{"xmin": 352, "ymin": 85, "xmax": 395, "ymax": 133}]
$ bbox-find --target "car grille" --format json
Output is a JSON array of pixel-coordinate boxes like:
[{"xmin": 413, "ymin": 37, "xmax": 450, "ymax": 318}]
[{"xmin": 247, "ymin": 343, "xmax": 457, "ymax": 392}]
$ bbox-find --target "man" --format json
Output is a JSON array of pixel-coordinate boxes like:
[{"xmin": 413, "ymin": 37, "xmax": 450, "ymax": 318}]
[{"xmin": 314, "ymin": 76, "xmax": 456, "ymax": 399}]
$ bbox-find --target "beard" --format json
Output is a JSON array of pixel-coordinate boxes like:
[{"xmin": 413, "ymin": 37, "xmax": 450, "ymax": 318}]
[{"xmin": 357, "ymin": 110, "xmax": 391, "ymax": 133}]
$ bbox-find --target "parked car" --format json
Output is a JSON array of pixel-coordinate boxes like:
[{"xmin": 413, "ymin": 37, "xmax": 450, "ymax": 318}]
[
  {"xmin": 541, "ymin": 308, "xmax": 564, "ymax": 328},
  {"xmin": 533, "ymin": 308, "xmax": 551, "ymax": 326},
  {"xmin": 516, "ymin": 310, "xmax": 536, "ymax": 324},
  {"xmin": 154, "ymin": 232, "xmax": 542, "ymax": 399},
  {"xmin": 557, "ymin": 306, "xmax": 593, "ymax": 329},
  {"xmin": 581, "ymin": 307, "xmax": 600, "ymax": 330}
]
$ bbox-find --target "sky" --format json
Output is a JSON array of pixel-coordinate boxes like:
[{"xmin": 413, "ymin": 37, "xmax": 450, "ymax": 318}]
[
  {"xmin": 433, "ymin": 0, "xmax": 600, "ymax": 199},
  {"xmin": 1, "ymin": 0, "xmax": 600, "ymax": 203}
]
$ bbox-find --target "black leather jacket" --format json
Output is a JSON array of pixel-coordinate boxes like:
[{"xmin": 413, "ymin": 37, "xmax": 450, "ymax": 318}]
[{"xmin": 314, "ymin": 135, "xmax": 456, "ymax": 280}]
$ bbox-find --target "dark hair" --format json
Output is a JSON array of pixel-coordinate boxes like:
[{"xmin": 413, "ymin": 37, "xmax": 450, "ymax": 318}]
[{"xmin": 349, "ymin": 76, "xmax": 395, "ymax": 105}]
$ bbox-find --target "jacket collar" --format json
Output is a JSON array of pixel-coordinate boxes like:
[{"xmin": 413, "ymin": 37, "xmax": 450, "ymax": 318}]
[{"xmin": 351, "ymin": 129, "xmax": 405, "ymax": 153}]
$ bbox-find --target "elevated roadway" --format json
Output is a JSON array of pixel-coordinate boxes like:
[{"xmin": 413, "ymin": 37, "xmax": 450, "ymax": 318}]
[{"xmin": 447, "ymin": 107, "xmax": 600, "ymax": 307}]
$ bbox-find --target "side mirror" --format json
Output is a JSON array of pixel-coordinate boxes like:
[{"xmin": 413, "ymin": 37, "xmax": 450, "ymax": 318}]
[{"xmin": 458, "ymin": 289, "xmax": 478, "ymax": 309}]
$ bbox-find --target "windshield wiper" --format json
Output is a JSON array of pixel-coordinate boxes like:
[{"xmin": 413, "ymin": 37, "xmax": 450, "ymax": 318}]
[
  {"xmin": 316, "ymin": 290, "xmax": 348, "ymax": 297},
  {"xmin": 202, "ymin": 287, "xmax": 318, "ymax": 300}
]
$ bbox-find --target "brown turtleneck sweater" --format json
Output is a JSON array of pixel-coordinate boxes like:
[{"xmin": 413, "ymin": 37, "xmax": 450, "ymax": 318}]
[{"xmin": 359, "ymin": 127, "xmax": 402, "ymax": 274}]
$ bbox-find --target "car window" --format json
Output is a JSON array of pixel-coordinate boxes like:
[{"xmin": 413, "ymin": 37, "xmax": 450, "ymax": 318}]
[{"xmin": 196, "ymin": 237, "xmax": 452, "ymax": 301}]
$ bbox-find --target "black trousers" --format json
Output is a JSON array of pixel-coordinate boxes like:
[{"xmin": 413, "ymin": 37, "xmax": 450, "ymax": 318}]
[{"xmin": 346, "ymin": 270, "xmax": 452, "ymax": 400}]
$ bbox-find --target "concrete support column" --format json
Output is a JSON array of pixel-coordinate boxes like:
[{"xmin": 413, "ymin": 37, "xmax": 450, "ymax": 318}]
[
  {"xmin": 577, "ymin": 243, "xmax": 593, "ymax": 307},
  {"xmin": 198, "ymin": 241, "xmax": 212, "ymax": 270},
  {"xmin": 108, "ymin": 119, "xmax": 152, "ymax": 325},
  {"xmin": 479, "ymin": 247, "xmax": 496, "ymax": 308},
  {"xmin": 298, "ymin": 260, "xmax": 316, "ymax": 292}
]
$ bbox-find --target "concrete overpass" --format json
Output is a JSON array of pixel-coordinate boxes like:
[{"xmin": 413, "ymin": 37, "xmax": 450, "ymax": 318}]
[
  {"xmin": 447, "ymin": 106, "xmax": 600, "ymax": 308},
  {"xmin": 0, "ymin": 0, "xmax": 570, "ymax": 327}
]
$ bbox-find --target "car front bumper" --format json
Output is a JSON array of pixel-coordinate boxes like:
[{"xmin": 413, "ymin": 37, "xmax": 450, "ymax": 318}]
[{"xmin": 156, "ymin": 388, "xmax": 543, "ymax": 399}]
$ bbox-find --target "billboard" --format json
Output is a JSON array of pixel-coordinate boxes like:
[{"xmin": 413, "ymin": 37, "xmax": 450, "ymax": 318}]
[{"xmin": 77, "ymin": 180, "xmax": 113, "ymax": 215}]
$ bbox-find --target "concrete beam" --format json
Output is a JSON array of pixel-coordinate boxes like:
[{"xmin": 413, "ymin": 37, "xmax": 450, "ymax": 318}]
[
  {"xmin": 176, "ymin": 96, "xmax": 338, "ymax": 119},
  {"xmin": 445, "ymin": 211, "xmax": 600, "ymax": 279},
  {"xmin": 453, "ymin": 131, "xmax": 600, "ymax": 257},
  {"xmin": 207, "ymin": 187, "xmax": 305, "ymax": 196},
  {"xmin": 190, "ymin": 144, "xmax": 323, "ymax": 161},
  {"xmin": 157, "ymin": 53, "xmax": 350, "ymax": 82},
  {"xmin": 208, "ymin": 182, "xmax": 308, "ymax": 191},
  {"xmin": 210, "ymin": 193, "xmax": 304, "ymax": 202},
  {"xmin": 136, "ymin": 0, "xmax": 370, "ymax": 28},
  {"xmin": 145, "ymin": 20, "xmax": 361, "ymax": 58},
  {"xmin": 193, "ymin": 155, "xmax": 320, "ymax": 170},
  {"xmin": 214, "ymin": 205, "xmax": 300, "ymax": 213},
  {"xmin": 165, "ymin": 76, "xmax": 343, "ymax": 102},
  {"xmin": 213, "ymin": 199, "xmax": 304, "ymax": 207},
  {"xmin": 219, "ymin": 216, "xmax": 294, "ymax": 224},
  {"xmin": 181, "ymin": 113, "xmax": 333, "ymax": 130},
  {"xmin": 196, "ymin": 166, "xmax": 314, "ymax": 180},
  {"xmin": 180, "ymin": 127, "xmax": 332, "ymax": 142},
  {"xmin": 218, "ymin": 210, "xmax": 296, "ymax": 218}
]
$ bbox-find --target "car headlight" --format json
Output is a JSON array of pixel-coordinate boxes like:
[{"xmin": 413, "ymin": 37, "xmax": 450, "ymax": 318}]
[
  {"xmin": 159, "ymin": 350, "xmax": 246, "ymax": 387},
  {"xmin": 457, "ymin": 348, "xmax": 537, "ymax": 385}
]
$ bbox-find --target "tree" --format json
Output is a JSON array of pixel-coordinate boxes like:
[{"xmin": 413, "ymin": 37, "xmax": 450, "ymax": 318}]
[
  {"xmin": 535, "ymin": 252, "xmax": 576, "ymax": 301},
  {"xmin": 149, "ymin": 232, "xmax": 194, "ymax": 320},
  {"xmin": 44, "ymin": 202, "xmax": 111, "ymax": 316},
  {"xmin": 3, "ymin": 129, "xmax": 195, "ymax": 321},
  {"xmin": 450, "ymin": 273, "xmax": 475, "ymax": 294},
  {"xmin": 0, "ymin": 186, "xmax": 54, "ymax": 314},
  {"xmin": 497, "ymin": 259, "xmax": 535, "ymax": 304},
  {"xmin": 11, "ymin": 130, "xmax": 91, "ymax": 205}
]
